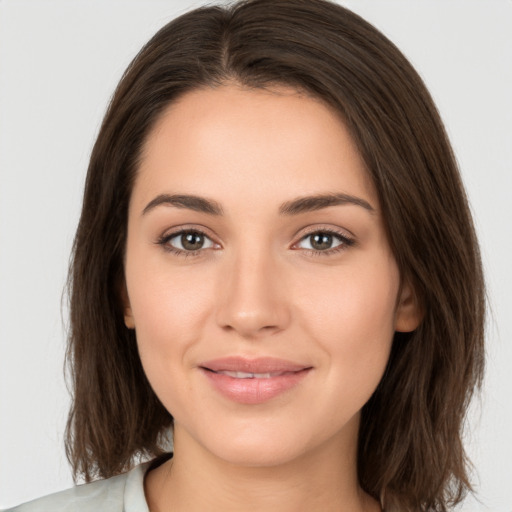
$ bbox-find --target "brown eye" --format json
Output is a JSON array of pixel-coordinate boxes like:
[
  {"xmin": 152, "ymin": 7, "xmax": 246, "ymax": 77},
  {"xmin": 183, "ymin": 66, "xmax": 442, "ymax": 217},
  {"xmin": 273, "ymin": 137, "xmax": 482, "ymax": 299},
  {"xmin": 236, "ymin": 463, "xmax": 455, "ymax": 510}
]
[
  {"xmin": 310, "ymin": 233, "xmax": 334, "ymax": 250},
  {"xmin": 296, "ymin": 230, "xmax": 352, "ymax": 253},
  {"xmin": 181, "ymin": 232, "xmax": 205, "ymax": 250},
  {"xmin": 165, "ymin": 230, "xmax": 215, "ymax": 252}
]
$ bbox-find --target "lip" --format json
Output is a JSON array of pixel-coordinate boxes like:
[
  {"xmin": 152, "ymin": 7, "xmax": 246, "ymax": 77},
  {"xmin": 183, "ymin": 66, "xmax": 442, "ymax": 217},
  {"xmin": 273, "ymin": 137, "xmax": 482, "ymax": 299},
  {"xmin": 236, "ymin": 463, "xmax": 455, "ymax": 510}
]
[{"xmin": 199, "ymin": 357, "xmax": 312, "ymax": 405}]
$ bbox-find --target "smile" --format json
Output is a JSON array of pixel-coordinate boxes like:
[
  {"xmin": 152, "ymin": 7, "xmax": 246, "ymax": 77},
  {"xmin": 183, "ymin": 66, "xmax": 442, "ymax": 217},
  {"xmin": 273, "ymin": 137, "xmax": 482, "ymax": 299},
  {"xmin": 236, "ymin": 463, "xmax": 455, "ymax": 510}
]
[
  {"xmin": 211, "ymin": 370, "xmax": 294, "ymax": 379},
  {"xmin": 199, "ymin": 357, "xmax": 312, "ymax": 404}
]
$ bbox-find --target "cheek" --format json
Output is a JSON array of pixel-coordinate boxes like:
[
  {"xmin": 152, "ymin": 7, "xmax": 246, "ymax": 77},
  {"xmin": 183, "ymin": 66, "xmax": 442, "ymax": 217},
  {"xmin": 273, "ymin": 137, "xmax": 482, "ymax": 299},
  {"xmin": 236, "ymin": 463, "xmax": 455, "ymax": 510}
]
[
  {"xmin": 125, "ymin": 264, "xmax": 217, "ymax": 419},
  {"xmin": 124, "ymin": 249, "xmax": 215, "ymax": 376},
  {"xmin": 295, "ymin": 256, "xmax": 399, "ymax": 377}
]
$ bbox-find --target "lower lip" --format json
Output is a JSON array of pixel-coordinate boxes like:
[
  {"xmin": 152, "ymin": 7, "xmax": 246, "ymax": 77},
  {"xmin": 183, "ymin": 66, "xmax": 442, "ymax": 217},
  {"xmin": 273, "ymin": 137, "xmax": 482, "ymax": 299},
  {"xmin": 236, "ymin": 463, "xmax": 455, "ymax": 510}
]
[{"xmin": 201, "ymin": 368, "xmax": 311, "ymax": 405}]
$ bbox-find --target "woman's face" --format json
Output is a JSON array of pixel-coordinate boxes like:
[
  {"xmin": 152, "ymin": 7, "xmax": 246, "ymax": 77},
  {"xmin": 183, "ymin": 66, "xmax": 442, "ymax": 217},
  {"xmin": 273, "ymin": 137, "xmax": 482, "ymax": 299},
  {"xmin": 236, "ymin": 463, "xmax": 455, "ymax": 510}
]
[{"xmin": 123, "ymin": 84, "xmax": 419, "ymax": 467}]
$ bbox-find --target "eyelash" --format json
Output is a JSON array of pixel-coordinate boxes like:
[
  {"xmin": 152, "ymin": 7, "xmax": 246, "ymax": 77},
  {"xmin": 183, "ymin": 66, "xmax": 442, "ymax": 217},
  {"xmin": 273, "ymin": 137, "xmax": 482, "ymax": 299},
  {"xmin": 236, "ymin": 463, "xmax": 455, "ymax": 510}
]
[
  {"xmin": 295, "ymin": 228, "xmax": 355, "ymax": 256},
  {"xmin": 156, "ymin": 228, "xmax": 355, "ymax": 258},
  {"xmin": 156, "ymin": 229, "xmax": 217, "ymax": 258}
]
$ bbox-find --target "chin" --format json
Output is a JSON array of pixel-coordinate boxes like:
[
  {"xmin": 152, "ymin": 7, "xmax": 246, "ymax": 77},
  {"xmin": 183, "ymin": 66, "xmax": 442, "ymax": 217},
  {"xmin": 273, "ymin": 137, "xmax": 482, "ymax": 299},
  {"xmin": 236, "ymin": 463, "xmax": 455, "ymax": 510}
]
[
  {"xmin": 212, "ymin": 438, "xmax": 309, "ymax": 468},
  {"xmin": 194, "ymin": 418, "xmax": 331, "ymax": 469}
]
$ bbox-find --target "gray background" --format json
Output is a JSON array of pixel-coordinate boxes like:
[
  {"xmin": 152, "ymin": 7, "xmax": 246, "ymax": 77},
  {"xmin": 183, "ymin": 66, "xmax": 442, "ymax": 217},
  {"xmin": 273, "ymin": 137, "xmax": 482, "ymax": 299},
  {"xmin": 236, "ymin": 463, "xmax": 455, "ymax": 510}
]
[{"xmin": 1, "ymin": 0, "xmax": 511, "ymax": 509}]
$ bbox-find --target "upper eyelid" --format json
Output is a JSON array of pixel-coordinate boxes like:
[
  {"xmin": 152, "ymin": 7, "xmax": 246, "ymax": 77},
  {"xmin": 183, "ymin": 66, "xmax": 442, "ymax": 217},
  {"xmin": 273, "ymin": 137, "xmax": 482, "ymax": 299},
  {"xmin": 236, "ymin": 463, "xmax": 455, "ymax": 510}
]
[
  {"xmin": 292, "ymin": 228, "xmax": 353, "ymax": 249},
  {"xmin": 160, "ymin": 224, "xmax": 218, "ymax": 240},
  {"xmin": 160, "ymin": 229, "xmax": 218, "ymax": 250},
  {"xmin": 159, "ymin": 225, "xmax": 354, "ymax": 250},
  {"xmin": 157, "ymin": 229, "xmax": 218, "ymax": 256},
  {"xmin": 296, "ymin": 223, "xmax": 354, "ymax": 237},
  {"xmin": 160, "ymin": 224, "xmax": 352, "ymax": 238}
]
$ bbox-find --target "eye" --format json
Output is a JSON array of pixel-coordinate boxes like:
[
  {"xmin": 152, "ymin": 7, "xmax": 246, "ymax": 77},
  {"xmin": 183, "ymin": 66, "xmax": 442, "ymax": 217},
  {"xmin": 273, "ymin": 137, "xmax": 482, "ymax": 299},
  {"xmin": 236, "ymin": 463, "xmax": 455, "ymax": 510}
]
[
  {"xmin": 160, "ymin": 229, "xmax": 216, "ymax": 254},
  {"xmin": 295, "ymin": 230, "xmax": 353, "ymax": 253}
]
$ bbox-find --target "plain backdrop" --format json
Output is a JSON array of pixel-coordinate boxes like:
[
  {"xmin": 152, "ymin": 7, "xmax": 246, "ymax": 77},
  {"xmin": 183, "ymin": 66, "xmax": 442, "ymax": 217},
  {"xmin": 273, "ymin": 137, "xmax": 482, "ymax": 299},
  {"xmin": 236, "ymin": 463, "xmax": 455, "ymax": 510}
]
[{"xmin": 0, "ymin": 0, "xmax": 511, "ymax": 510}]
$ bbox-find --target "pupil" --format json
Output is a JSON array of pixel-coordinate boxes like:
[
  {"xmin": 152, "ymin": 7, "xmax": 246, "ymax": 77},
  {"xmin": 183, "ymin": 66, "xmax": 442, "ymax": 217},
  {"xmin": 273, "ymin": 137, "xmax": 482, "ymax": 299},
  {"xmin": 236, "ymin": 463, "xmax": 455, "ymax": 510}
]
[
  {"xmin": 311, "ymin": 233, "xmax": 332, "ymax": 250},
  {"xmin": 182, "ymin": 232, "xmax": 204, "ymax": 250}
]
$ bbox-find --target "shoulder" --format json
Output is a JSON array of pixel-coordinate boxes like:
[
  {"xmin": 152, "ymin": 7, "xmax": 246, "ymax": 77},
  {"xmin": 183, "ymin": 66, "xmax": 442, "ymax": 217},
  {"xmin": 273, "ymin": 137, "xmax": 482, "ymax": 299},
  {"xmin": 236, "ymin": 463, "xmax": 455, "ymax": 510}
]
[{"xmin": 3, "ymin": 463, "xmax": 150, "ymax": 512}]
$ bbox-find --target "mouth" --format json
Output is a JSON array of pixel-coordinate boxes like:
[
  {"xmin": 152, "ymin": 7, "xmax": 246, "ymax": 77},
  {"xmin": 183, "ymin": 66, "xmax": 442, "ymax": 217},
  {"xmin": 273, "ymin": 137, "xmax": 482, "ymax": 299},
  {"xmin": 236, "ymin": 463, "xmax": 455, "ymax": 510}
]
[
  {"xmin": 199, "ymin": 357, "xmax": 312, "ymax": 404},
  {"xmin": 200, "ymin": 356, "xmax": 310, "ymax": 374},
  {"xmin": 205, "ymin": 370, "xmax": 298, "ymax": 379}
]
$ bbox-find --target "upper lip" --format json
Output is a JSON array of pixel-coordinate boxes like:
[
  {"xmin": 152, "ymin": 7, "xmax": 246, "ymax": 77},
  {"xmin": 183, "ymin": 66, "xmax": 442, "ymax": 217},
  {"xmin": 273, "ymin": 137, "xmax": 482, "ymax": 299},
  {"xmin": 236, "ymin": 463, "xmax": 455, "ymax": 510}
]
[{"xmin": 200, "ymin": 357, "xmax": 311, "ymax": 374}]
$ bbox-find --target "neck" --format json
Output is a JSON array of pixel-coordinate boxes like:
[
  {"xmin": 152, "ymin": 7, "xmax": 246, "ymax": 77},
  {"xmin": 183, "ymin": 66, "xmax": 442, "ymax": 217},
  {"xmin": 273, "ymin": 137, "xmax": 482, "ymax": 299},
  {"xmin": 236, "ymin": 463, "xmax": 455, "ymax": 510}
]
[{"xmin": 145, "ymin": 422, "xmax": 380, "ymax": 512}]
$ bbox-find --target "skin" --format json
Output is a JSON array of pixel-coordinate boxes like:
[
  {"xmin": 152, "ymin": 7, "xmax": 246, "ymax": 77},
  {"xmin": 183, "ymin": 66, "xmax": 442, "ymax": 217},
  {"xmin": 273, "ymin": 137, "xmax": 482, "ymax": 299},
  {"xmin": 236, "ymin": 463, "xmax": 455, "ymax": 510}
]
[{"xmin": 123, "ymin": 83, "xmax": 421, "ymax": 512}]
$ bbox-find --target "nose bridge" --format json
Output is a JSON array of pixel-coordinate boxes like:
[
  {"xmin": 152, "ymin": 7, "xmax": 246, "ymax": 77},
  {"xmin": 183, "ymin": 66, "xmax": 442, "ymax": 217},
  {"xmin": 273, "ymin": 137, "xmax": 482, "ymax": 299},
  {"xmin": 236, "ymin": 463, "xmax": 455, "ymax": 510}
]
[{"xmin": 216, "ymin": 239, "xmax": 289, "ymax": 338}]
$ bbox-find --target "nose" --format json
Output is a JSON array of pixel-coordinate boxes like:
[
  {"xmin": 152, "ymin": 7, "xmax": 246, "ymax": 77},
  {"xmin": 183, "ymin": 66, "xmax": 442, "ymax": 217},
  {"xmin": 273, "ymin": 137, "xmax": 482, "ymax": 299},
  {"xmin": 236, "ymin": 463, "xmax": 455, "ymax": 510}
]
[{"xmin": 215, "ymin": 246, "xmax": 291, "ymax": 339}]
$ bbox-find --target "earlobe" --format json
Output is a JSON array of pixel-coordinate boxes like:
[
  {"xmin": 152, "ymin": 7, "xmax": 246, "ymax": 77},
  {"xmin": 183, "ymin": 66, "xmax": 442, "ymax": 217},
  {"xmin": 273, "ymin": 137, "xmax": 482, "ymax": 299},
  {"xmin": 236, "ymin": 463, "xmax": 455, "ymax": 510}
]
[
  {"xmin": 394, "ymin": 280, "xmax": 423, "ymax": 333},
  {"xmin": 120, "ymin": 281, "xmax": 136, "ymax": 329},
  {"xmin": 124, "ymin": 307, "xmax": 136, "ymax": 330}
]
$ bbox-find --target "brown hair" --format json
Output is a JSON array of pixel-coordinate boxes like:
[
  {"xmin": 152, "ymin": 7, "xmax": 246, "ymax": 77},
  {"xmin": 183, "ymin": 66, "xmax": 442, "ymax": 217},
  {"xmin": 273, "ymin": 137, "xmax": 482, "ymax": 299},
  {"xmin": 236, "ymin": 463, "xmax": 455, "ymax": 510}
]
[{"xmin": 65, "ymin": 1, "xmax": 485, "ymax": 510}]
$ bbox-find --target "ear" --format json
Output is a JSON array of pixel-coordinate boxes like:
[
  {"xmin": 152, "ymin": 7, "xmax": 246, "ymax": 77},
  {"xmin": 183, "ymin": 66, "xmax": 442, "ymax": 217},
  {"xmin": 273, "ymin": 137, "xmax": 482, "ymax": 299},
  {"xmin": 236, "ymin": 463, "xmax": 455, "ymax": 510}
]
[
  {"xmin": 120, "ymin": 280, "xmax": 136, "ymax": 329},
  {"xmin": 394, "ymin": 280, "xmax": 423, "ymax": 333}
]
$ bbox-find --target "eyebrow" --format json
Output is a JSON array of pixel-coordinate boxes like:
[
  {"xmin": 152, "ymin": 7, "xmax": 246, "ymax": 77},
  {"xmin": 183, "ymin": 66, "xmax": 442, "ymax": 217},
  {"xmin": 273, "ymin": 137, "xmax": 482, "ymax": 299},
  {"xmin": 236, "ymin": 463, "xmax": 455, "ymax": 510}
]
[
  {"xmin": 142, "ymin": 194, "xmax": 224, "ymax": 216},
  {"xmin": 142, "ymin": 192, "xmax": 375, "ymax": 217},
  {"xmin": 279, "ymin": 193, "xmax": 375, "ymax": 215}
]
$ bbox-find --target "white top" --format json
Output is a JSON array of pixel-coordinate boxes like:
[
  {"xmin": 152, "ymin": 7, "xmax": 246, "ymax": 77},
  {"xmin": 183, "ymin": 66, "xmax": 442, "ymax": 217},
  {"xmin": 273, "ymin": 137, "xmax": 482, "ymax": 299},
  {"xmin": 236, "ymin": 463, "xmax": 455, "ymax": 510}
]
[{"xmin": 3, "ymin": 462, "xmax": 151, "ymax": 512}]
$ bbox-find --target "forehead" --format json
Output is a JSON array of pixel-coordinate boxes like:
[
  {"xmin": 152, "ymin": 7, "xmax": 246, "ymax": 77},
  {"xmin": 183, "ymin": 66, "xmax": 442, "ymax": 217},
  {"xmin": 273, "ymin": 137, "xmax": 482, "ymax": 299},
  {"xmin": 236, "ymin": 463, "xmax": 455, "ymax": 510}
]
[{"xmin": 134, "ymin": 84, "xmax": 377, "ymax": 212}]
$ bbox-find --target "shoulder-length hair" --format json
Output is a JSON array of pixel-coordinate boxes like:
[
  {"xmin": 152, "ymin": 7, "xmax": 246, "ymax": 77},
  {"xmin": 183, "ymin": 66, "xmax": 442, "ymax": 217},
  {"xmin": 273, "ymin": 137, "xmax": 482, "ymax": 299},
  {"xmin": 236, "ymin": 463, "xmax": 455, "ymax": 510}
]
[{"xmin": 65, "ymin": 1, "xmax": 485, "ymax": 510}]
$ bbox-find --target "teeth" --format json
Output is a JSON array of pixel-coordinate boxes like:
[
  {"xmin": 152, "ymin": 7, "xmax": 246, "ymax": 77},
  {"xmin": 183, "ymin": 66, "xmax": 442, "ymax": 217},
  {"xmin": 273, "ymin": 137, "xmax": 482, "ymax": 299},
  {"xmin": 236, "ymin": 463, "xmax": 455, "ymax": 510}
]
[{"xmin": 218, "ymin": 371, "xmax": 282, "ymax": 379}]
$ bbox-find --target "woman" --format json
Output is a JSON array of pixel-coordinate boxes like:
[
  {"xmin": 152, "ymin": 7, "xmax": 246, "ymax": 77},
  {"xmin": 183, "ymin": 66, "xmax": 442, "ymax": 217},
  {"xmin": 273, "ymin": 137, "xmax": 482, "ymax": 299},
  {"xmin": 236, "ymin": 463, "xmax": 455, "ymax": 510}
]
[{"xmin": 6, "ymin": 0, "xmax": 485, "ymax": 510}]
